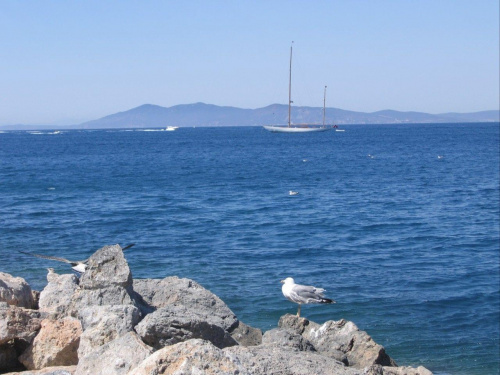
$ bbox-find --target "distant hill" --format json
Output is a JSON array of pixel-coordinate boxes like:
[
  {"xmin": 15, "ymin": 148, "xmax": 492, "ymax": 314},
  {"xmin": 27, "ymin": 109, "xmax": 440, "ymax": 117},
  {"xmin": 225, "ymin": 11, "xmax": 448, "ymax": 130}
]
[
  {"xmin": 77, "ymin": 104, "xmax": 500, "ymax": 128},
  {"xmin": 1, "ymin": 104, "xmax": 499, "ymax": 130}
]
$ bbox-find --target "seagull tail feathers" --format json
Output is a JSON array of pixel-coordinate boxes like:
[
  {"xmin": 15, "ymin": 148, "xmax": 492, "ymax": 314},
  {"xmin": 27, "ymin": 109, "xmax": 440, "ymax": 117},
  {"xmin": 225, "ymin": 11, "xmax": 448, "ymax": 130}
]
[{"xmin": 320, "ymin": 298, "xmax": 336, "ymax": 304}]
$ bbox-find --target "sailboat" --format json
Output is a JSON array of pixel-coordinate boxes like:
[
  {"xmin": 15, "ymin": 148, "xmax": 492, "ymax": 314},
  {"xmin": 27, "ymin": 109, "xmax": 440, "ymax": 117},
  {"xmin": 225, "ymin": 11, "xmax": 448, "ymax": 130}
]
[{"xmin": 263, "ymin": 44, "xmax": 332, "ymax": 133}]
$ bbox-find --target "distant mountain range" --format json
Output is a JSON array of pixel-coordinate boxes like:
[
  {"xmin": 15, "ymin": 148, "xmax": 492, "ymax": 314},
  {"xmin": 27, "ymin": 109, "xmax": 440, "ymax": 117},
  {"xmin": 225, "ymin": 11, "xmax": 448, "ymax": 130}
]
[{"xmin": 2, "ymin": 103, "xmax": 499, "ymax": 130}]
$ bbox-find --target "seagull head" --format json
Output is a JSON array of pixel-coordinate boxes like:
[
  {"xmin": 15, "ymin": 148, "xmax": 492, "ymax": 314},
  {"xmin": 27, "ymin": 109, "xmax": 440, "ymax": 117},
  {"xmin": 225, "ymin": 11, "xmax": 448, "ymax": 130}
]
[
  {"xmin": 47, "ymin": 268, "xmax": 55, "ymax": 273},
  {"xmin": 280, "ymin": 277, "xmax": 295, "ymax": 285}
]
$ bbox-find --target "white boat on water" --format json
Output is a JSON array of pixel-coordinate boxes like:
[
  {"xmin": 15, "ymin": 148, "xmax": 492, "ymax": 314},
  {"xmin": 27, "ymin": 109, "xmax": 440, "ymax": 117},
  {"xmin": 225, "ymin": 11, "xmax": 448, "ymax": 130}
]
[
  {"xmin": 264, "ymin": 44, "xmax": 332, "ymax": 133},
  {"xmin": 166, "ymin": 126, "xmax": 179, "ymax": 131}
]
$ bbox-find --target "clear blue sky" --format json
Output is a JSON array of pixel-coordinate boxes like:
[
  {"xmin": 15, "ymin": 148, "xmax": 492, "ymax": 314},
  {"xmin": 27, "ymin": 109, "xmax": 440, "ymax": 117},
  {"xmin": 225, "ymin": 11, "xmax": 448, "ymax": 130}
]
[{"xmin": 1, "ymin": 1, "xmax": 498, "ymax": 125}]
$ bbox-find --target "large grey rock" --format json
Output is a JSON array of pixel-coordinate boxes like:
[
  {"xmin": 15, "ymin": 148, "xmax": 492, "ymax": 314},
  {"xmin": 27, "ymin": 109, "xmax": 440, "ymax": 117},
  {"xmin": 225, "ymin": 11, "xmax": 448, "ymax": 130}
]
[
  {"xmin": 19, "ymin": 318, "xmax": 81, "ymax": 370},
  {"xmin": 75, "ymin": 332, "xmax": 153, "ymax": 375},
  {"xmin": 133, "ymin": 277, "xmax": 238, "ymax": 331},
  {"xmin": 133, "ymin": 277, "xmax": 262, "ymax": 346},
  {"xmin": 225, "ymin": 343, "xmax": 361, "ymax": 375},
  {"xmin": 0, "ymin": 272, "xmax": 35, "ymax": 309},
  {"xmin": 135, "ymin": 304, "xmax": 238, "ymax": 350},
  {"xmin": 280, "ymin": 314, "xmax": 397, "ymax": 368},
  {"xmin": 77, "ymin": 305, "xmax": 141, "ymax": 358},
  {"xmin": 229, "ymin": 321, "xmax": 262, "ymax": 347},
  {"xmin": 38, "ymin": 274, "xmax": 79, "ymax": 319},
  {"xmin": 79, "ymin": 245, "xmax": 131, "ymax": 288},
  {"xmin": 71, "ymin": 245, "xmax": 137, "ymax": 310},
  {"xmin": 0, "ymin": 305, "xmax": 41, "ymax": 346},
  {"xmin": 128, "ymin": 339, "xmax": 250, "ymax": 375},
  {"xmin": 3, "ymin": 365, "xmax": 76, "ymax": 374},
  {"xmin": 262, "ymin": 328, "xmax": 316, "ymax": 352},
  {"xmin": 364, "ymin": 364, "xmax": 433, "ymax": 375}
]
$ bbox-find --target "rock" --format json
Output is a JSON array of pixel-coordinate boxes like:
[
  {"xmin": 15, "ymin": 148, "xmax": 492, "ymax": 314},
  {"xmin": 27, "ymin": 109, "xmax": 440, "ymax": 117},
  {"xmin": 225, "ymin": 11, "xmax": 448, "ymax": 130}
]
[
  {"xmin": 262, "ymin": 328, "xmax": 316, "ymax": 352},
  {"xmin": 19, "ymin": 318, "xmax": 82, "ymax": 370},
  {"xmin": 31, "ymin": 291, "xmax": 40, "ymax": 311},
  {"xmin": 38, "ymin": 274, "xmax": 79, "ymax": 319},
  {"xmin": 2, "ymin": 365, "xmax": 76, "ymax": 374},
  {"xmin": 280, "ymin": 314, "xmax": 397, "ymax": 368},
  {"xmin": 71, "ymin": 245, "xmax": 137, "ymax": 310},
  {"xmin": 77, "ymin": 305, "xmax": 141, "ymax": 359},
  {"xmin": 79, "ymin": 245, "xmax": 132, "ymax": 289},
  {"xmin": 133, "ymin": 277, "xmax": 262, "ymax": 345},
  {"xmin": 229, "ymin": 321, "xmax": 262, "ymax": 347},
  {"xmin": 225, "ymin": 343, "xmax": 361, "ymax": 375},
  {"xmin": 135, "ymin": 304, "xmax": 238, "ymax": 350},
  {"xmin": 0, "ymin": 272, "xmax": 35, "ymax": 309},
  {"xmin": 0, "ymin": 305, "xmax": 41, "ymax": 346},
  {"xmin": 75, "ymin": 332, "xmax": 152, "ymax": 375},
  {"xmin": 133, "ymin": 277, "xmax": 238, "ymax": 331},
  {"xmin": 364, "ymin": 364, "xmax": 433, "ymax": 375},
  {"xmin": 129, "ymin": 339, "xmax": 250, "ymax": 375}
]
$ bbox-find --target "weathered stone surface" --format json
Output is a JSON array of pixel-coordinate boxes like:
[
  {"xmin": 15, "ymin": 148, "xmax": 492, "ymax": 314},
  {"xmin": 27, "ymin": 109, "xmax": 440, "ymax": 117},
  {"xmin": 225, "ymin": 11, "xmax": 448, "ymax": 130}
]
[
  {"xmin": 75, "ymin": 332, "xmax": 152, "ymax": 375},
  {"xmin": 38, "ymin": 274, "xmax": 79, "ymax": 319},
  {"xmin": 364, "ymin": 364, "xmax": 433, "ymax": 375},
  {"xmin": 280, "ymin": 314, "xmax": 397, "ymax": 368},
  {"xmin": 133, "ymin": 277, "xmax": 238, "ymax": 331},
  {"xmin": 225, "ymin": 342, "xmax": 361, "ymax": 375},
  {"xmin": 71, "ymin": 245, "xmax": 138, "ymax": 310},
  {"xmin": 229, "ymin": 320, "xmax": 262, "ymax": 347},
  {"xmin": 262, "ymin": 328, "xmax": 316, "ymax": 352},
  {"xmin": 0, "ymin": 305, "xmax": 41, "ymax": 346},
  {"xmin": 79, "ymin": 245, "xmax": 132, "ymax": 289},
  {"xmin": 135, "ymin": 304, "xmax": 238, "ymax": 350},
  {"xmin": 77, "ymin": 305, "xmax": 141, "ymax": 358},
  {"xmin": 0, "ymin": 272, "xmax": 34, "ymax": 309},
  {"xmin": 19, "ymin": 318, "xmax": 82, "ymax": 370},
  {"xmin": 31, "ymin": 290, "xmax": 40, "ymax": 311},
  {"xmin": 129, "ymin": 339, "xmax": 250, "ymax": 375},
  {"xmin": 133, "ymin": 276, "xmax": 263, "ymax": 346},
  {"xmin": 3, "ymin": 365, "xmax": 76, "ymax": 374}
]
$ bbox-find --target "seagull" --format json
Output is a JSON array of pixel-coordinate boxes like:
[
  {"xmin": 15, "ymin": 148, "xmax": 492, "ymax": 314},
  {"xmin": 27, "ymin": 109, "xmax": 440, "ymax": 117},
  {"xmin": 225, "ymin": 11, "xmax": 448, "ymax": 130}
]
[
  {"xmin": 281, "ymin": 277, "xmax": 335, "ymax": 317},
  {"xmin": 19, "ymin": 243, "xmax": 135, "ymax": 274}
]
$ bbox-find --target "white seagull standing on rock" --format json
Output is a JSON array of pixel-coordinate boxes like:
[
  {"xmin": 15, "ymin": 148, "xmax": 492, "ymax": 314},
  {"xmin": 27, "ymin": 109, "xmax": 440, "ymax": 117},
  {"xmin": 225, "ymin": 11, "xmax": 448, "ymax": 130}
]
[
  {"xmin": 19, "ymin": 243, "xmax": 135, "ymax": 274},
  {"xmin": 281, "ymin": 277, "xmax": 335, "ymax": 317}
]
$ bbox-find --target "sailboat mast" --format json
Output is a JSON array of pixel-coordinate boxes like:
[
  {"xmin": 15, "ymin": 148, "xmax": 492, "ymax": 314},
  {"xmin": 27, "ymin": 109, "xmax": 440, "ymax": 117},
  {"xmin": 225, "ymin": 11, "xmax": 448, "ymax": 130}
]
[
  {"xmin": 323, "ymin": 85, "xmax": 327, "ymax": 126},
  {"xmin": 288, "ymin": 43, "xmax": 293, "ymax": 128}
]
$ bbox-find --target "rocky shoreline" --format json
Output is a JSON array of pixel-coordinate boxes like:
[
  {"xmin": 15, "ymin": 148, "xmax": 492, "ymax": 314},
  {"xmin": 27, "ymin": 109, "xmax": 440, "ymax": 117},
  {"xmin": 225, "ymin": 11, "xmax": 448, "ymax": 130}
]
[{"xmin": 1, "ymin": 244, "xmax": 432, "ymax": 374}]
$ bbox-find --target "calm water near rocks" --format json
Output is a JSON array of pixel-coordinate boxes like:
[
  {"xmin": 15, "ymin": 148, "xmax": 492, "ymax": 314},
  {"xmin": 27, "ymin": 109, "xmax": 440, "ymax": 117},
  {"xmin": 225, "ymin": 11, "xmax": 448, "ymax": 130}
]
[{"xmin": 1, "ymin": 123, "xmax": 499, "ymax": 374}]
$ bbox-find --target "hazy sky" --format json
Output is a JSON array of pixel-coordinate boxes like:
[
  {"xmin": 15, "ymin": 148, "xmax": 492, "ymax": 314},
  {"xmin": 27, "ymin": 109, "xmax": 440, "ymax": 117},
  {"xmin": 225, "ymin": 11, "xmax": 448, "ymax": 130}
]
[{"xmin": 1, "ymin": 1, "xmax": 498, "ymax": 125}]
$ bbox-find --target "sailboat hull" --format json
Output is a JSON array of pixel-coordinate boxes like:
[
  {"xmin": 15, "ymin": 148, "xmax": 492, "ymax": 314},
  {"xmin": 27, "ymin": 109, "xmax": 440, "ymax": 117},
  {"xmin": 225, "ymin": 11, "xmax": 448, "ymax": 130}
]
[{"xmin": 263, "ymin": 125, "xmax": 331, "ymax": 133}]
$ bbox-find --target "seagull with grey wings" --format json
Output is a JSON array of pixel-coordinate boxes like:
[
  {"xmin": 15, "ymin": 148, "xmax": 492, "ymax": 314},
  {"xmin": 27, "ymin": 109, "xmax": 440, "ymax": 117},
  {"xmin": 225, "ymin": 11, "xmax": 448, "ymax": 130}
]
[
  {"xmin": 281, "ymin": 277, "xmax": 335, "ymax": 317},
  {"xmin": 19, "ymin": 243, "xmax": 135, "ymax": 274}
]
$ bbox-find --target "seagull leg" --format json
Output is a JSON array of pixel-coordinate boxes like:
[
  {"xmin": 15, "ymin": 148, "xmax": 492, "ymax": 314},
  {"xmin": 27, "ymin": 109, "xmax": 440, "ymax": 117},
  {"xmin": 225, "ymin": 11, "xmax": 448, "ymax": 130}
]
[{"xmin": 297, "ymin": 304, "xmax": 301, "ymax": 317}]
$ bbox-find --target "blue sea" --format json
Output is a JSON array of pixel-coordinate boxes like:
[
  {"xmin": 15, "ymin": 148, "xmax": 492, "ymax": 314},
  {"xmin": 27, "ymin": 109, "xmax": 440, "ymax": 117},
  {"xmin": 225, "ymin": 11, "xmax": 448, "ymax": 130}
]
[{"xmin": 1, "ymin": 123, "xmax": 499, "ymax": 374}]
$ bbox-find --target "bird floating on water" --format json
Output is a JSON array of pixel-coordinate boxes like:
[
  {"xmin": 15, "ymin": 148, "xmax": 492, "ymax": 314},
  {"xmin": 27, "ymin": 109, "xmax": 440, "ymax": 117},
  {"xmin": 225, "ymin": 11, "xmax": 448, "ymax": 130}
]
[
  {"xmin": 289, "ymin": 191, "xmax": 299, "ymax": 196},
  {"xmin": 19, "ymin": 243, "xmax": 135, "ymax": 274},
  {"xmin": 281, "ymin": 277, "xmax": 335, "ymax": 317}
]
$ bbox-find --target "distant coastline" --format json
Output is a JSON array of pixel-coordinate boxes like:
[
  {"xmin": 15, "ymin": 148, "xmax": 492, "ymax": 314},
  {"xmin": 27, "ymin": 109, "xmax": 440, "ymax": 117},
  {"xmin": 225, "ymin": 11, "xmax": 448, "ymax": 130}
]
[{"xmin": 1, "ymin": 103, "xmax": 499, "ymax": 130}]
